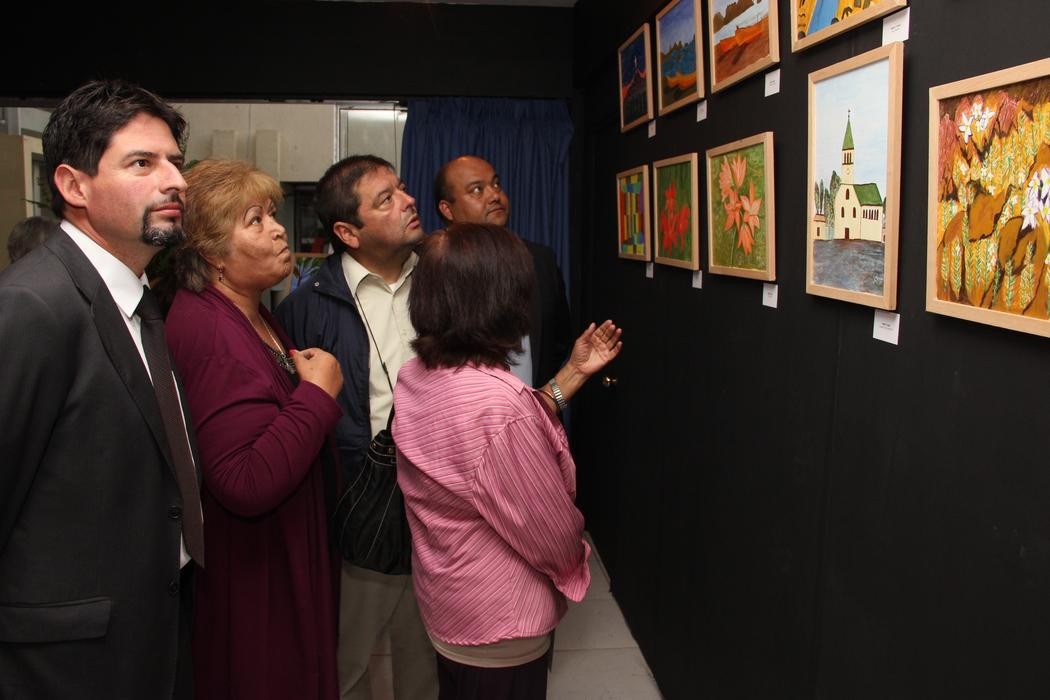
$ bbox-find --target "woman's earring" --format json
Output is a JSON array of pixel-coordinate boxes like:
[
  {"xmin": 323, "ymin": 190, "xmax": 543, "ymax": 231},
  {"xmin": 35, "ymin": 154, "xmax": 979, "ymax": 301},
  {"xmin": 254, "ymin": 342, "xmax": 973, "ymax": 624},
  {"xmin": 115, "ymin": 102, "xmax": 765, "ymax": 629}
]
[{"xmin": 219, "ymin": 266, "xmax": 225, "ymax": 283}]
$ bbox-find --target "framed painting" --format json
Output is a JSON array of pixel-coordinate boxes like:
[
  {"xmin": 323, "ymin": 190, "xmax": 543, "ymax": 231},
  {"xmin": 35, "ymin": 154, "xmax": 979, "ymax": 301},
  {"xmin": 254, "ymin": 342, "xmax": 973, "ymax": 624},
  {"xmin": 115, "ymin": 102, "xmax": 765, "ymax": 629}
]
[
  {"xmin": 927, "ymin": 57, "xmax": 1050, "ymax": 338},
  {"xmin": 791, "ymin": 0, "xmax": 907, "ymax": 53},
  {"xmin": 655, "ymin": 0, "xmax": 704, "ymax": 115},
  {"xmin": 707, "ymin": 0, "xmax": 779, "ymax": 94},
  {"xmin": 706, "ymin": 132, "xmax": 776, "ymax": 280},
  {"xmin": 806, "ymin": 42, "xmax": 903, "ymax": 309},
  {"xmin": 291, "ymin": 252, "xmax": 325, "ymax": 291},
  {"xmin": 617, "ymin": 165, "xmax": 651, "ymax": 261},
  {"xmin": 618, "ymin": 24, "xmax": 654, "ymax": 133},
  {"xmin": 653, "ymin": 153, "xmax": 700, "ymax": 270}
]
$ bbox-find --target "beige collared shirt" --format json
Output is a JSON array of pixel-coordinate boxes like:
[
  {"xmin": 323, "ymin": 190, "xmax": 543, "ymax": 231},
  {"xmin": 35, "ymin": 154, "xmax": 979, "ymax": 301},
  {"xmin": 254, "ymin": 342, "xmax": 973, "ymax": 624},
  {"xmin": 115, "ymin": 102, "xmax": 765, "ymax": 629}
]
[{"xmin": 341, "ymin": 251, "xmax": 419, "ymax": 438}]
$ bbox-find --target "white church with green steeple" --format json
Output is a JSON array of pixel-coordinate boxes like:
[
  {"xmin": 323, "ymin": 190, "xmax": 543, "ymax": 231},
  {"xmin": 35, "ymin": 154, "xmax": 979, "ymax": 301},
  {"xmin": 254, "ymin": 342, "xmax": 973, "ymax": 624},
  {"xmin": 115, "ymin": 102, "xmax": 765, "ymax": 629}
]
[{"xmin": 827, "ymin": 111, "xmax": 885, "ymax": 242}]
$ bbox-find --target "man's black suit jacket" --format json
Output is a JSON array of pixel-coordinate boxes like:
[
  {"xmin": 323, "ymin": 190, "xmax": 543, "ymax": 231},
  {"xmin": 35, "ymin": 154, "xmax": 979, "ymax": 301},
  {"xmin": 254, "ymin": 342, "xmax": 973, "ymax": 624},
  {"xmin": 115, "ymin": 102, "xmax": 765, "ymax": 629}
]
[
  {"xmin": 0, "ymin": 229, "xmax": 190, "ymax": 699},
  {"xmin": 522, "ymin": 239, "xmax": 571, "ymax": 388}
]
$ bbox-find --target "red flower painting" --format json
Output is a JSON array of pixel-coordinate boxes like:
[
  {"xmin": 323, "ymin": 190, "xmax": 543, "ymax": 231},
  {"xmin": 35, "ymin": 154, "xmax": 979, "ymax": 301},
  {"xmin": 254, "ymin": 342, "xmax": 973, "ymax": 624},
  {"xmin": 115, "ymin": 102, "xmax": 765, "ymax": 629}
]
[{"xmin": 660, "ymin": 179, "xmax": 691, "ymax": 256}]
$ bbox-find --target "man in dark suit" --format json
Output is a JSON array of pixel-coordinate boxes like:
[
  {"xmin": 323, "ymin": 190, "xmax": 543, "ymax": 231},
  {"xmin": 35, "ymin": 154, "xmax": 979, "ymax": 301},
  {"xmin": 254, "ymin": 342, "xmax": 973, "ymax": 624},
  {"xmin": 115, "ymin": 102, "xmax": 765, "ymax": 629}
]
[
  {"xmin": 434, "ymin": 155, "xmax": 571, "ymax": 390},
  {"xmin": 0, "ymin": 80, "xmax": 202, "ymax": 699}
]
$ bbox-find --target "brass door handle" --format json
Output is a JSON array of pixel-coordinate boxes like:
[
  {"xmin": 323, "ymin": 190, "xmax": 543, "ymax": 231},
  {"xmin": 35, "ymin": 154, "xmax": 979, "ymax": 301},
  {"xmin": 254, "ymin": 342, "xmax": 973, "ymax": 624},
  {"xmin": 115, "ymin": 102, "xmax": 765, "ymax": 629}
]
[{"xmin": 601, "ymin": 375, "xmax": 618, "ymax": 388}]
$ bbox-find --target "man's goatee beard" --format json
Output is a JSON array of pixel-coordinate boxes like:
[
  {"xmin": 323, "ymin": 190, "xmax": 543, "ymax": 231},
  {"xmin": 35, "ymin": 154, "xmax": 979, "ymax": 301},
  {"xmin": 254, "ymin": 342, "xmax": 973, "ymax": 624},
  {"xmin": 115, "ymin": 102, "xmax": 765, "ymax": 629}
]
[{"xmin": 141, "ymin": 208, "xmax": 186, "ymax": 248}]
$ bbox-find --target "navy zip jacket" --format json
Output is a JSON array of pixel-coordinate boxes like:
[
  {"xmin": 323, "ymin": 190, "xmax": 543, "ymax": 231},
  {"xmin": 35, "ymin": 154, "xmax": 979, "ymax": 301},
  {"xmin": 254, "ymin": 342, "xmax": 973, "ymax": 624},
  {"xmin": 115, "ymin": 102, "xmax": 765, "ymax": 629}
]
[{"xmin": 275, "ymin": 253, "xmax": 371, "ymax": 483}]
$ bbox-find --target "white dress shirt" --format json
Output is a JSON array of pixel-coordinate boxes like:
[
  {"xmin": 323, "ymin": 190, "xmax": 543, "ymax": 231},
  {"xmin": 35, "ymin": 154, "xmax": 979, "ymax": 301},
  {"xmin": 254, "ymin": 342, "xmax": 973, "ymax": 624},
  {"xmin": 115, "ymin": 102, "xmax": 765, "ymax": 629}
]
[{"xmin": 62, "ymin": 221, "xmax": 193, "ymax": 568}]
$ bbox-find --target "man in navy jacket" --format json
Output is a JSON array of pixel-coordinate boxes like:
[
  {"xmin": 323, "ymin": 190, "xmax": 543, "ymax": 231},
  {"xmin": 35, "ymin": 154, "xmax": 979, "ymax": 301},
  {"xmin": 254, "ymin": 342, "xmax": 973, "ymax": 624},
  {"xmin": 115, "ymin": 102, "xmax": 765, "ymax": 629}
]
[{"xmin": 276, "ymin": 155, "xmax": 436, "ymax": 700}]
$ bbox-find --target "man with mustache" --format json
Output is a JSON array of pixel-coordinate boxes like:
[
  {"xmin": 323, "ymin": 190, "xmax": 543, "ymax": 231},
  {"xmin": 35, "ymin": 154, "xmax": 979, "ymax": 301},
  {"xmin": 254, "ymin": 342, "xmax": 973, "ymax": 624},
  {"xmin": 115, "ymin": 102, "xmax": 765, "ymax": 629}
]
[
  {"xmin": 0, "ymin": 80, "xmax": 202, "ymax": 699},
  {"xmin": 276, "ymin": 155, "xmax": 437, "ymax": 700},
  {"xmin": 434, "ymin": 155, "xmax": 571, "ymax": 391}
]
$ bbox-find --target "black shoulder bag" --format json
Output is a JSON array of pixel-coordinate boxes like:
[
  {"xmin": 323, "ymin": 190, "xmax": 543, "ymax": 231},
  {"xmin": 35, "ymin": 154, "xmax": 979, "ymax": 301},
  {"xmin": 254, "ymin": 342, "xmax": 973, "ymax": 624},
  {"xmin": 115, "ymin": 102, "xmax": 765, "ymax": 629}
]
[{"xmin": 330, "ymin": 291, "xmax": 413, "ymax": 575}]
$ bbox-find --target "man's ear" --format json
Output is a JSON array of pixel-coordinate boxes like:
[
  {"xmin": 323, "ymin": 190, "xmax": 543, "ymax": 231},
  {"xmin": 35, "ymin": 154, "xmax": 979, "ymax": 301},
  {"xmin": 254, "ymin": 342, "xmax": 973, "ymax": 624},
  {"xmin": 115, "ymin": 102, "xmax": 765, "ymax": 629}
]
[
  {"xmin": 53, "ymin": 164, "xmax": 89, "ymax": 211},
  {"xmin": 333, "ymin": 222, "xmax": 361, "ymax": 250},
  {"xmin": 437, "ymin": 200, "xmax": 455, "ymax": 224}
]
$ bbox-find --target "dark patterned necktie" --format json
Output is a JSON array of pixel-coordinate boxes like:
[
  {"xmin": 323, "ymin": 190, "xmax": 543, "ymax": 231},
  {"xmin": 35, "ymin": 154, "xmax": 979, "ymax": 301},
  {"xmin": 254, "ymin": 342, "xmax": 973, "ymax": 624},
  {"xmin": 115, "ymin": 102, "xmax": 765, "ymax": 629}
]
[{"xmin": 136, "ymin": 286, "xmax": 205, "ymax": 566}]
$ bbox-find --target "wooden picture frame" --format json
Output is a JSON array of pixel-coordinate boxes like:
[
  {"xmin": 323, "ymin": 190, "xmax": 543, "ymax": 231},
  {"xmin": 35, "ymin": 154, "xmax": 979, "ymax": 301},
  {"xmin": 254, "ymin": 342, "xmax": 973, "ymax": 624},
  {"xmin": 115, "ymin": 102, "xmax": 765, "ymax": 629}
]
[
  {"xmin": 806, "ymin": 42, "xmax": 903, "ymax": 309},
  {"xmin": 653, "ymin": 153, "xmax": 700, "ymax": 270},
  {"xmin": 617, "ymin": 165, "xmax": 652, "ymax": 261},
  {"xmin": 927, "ymin": 57, "xmax": 1050, "ymax": 338},
  {"xmin": 618, "ymin": 24, "xmax": 655, "ymax": 133},
  {"xmin": 706, "ymin": 132, "xmax": 776, "ymax": 280},
  {"xmin": 791, "ymin": 0, "xmax": 907, "ymax": 53},
  {"xmin": 655, "ymin": 0, "xmax": 704, "ymax": 115},
  {"xmin": 707, "ymin": 0, "xmax": 779, "ymax": 94}
]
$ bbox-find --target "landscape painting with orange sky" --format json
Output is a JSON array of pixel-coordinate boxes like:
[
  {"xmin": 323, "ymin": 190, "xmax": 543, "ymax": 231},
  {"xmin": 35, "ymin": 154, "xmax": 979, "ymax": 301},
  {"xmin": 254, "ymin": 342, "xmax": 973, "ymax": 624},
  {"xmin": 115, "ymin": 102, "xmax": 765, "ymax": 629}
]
[{"xmin": 710, "ymin": 0, "xmax": 772, "ymax": 90}]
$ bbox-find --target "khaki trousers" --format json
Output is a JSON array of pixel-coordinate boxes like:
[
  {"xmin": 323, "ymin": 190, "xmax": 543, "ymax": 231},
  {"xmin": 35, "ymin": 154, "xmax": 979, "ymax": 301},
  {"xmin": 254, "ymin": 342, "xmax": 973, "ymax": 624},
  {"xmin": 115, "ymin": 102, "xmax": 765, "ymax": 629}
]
[{"xmin": 338, "ymin": 562, "xmax": 438, "ymax": 700}]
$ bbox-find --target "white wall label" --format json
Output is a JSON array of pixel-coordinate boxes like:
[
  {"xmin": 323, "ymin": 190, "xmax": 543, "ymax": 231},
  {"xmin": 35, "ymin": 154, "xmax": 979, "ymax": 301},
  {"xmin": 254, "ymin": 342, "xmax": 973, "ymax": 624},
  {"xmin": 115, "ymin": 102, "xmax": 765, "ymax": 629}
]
[
  {"xmin": 764, "ymin": 69, "xmax": 781, "ymax": 97},
  {"xmin": 692, "ymin": 269, "xmax": 703, "ymax": 289},
  {"xmin": 873, "ymin": 310, "xmax": 900, "ymax": 345},
  {"xmin": 762, "ymin": 283, "xmax": 778, "ymax": 308},
  {"xmin": 646, "ymin": 263, "xmax": 654, "ymax": 279},
  {"xmin": 883, "ymin": 8, "xmax": 910, "ymax": 44},
  {"xmin": 648, "ymin": 120, "xmax": 656, "ymax": 138},
  {"xmin": 696, "ymin": 100, "xmax": 708, "ymax": 122}
]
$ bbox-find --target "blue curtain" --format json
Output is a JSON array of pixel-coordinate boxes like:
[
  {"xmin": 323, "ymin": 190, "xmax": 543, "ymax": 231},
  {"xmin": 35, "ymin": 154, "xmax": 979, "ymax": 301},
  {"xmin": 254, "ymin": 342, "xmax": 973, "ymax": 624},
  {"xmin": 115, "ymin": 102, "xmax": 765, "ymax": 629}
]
[{"xmin": 400, "ymin": 98, "xmax": 574, "ymax": 291}]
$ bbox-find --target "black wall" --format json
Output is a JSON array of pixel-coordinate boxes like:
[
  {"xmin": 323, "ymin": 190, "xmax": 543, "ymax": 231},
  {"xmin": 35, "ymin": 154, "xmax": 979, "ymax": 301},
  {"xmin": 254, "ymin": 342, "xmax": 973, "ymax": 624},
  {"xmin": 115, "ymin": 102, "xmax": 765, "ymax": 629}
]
[
  {"xmin": 570, "ymin": 1, "xmax": 1050, "ymax": 698},
  {"xmin": 0, "ymin": 2, "xmax": 572, "ymax": 101}
]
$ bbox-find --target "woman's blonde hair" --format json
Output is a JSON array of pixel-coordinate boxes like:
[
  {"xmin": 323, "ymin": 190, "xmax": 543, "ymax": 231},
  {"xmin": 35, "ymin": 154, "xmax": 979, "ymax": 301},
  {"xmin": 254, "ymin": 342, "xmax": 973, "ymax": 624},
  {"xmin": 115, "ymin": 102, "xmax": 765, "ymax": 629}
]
[{"xmin": 175, "ymin": 159, "xmax": 284, "ymax": 291}]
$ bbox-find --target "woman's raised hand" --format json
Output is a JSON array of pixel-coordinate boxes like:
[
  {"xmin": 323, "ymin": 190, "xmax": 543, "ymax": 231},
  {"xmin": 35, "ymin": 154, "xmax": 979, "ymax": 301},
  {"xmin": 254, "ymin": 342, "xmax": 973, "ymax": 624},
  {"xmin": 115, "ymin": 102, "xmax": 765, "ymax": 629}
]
[{"xmin": 292, "ymin": 347, "xmax": 344, "ymax": 399}]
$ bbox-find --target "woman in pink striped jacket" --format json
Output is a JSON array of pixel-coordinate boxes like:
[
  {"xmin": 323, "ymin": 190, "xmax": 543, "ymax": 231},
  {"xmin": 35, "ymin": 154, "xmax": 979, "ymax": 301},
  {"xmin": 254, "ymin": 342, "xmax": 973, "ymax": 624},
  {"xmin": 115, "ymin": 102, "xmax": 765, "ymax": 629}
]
[{"xmin": 393, "ymin": 223, "xmax": 622, "ymax": 700}]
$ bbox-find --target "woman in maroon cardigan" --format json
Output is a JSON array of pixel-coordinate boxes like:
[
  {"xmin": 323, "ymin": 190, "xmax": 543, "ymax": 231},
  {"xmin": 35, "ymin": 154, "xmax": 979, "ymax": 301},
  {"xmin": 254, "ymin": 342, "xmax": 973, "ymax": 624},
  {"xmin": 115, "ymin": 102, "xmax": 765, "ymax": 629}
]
[{"xmin": 165, "ymin": 159, "xmax": 343, "ymax": 700}]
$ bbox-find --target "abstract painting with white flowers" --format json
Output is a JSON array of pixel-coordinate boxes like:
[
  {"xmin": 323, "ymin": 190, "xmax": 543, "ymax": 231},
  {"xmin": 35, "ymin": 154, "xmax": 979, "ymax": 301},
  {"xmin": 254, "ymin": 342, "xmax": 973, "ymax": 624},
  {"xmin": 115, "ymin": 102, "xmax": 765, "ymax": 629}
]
[{"xmin": 927, "ymin": 57, "xmax": 1050, "ymax": 338}]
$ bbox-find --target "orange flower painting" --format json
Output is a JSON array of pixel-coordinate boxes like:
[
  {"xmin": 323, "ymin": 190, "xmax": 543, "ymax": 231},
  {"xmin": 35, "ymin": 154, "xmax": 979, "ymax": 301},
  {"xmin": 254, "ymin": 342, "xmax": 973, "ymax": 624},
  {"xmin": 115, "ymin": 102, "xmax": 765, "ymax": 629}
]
[{"xmin": 705, "ymin": 132, "xmax": 776, "ymax": 280}]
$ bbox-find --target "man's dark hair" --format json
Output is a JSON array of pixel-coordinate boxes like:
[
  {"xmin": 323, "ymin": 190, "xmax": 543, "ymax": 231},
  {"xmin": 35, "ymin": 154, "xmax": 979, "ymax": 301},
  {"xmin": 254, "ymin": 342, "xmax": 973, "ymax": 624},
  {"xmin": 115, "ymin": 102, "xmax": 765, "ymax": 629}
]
[
  {"xmin": 410, "ymin": 222, "xmax": 532, "ymax": 370},
  {"xmin": 7, "ymin": 216, "xmax": 53, "ymax": 263},
  {"xmin": 42, "ymin": 80, "xmax": 186, "ymax": 218},
  {"xmin": 315, "ymin": 155, "xmax": 395, "ymax": 253},
  {"xmin": 432, "ymin": 159, "xmax": 456, "ymax": 224}
]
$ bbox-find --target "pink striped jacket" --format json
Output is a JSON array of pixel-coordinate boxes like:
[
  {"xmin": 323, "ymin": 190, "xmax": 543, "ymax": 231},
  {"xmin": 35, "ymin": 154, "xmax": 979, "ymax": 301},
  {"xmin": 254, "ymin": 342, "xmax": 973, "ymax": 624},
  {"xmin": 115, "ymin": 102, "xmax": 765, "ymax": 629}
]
[{"xmin": 392, "ymin": 359, "xmax": 591, "ymax": 646}]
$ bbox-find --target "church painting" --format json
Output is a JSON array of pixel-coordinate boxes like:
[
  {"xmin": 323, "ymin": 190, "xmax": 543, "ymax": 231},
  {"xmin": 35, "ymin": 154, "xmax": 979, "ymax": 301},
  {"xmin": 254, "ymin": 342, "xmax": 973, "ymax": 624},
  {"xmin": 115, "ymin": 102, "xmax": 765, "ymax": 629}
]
[
  {"xmin": 814, "ymin": 112, "xmax": 885, "ymax": 244},
  {"xmin": 791, "ymin": 0, "xmax": 907, "ymax": 53},
  {"xmin": 807, "ymin": 43, "xmax": 903, "ymax": 309}
]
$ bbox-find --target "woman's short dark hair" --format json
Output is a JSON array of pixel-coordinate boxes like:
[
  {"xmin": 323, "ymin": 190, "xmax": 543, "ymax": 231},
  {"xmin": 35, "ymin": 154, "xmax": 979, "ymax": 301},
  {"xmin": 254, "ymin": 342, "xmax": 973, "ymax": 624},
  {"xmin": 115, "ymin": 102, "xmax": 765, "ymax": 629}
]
[
  {"xmin": 42, "ymin": 80, "xmax": 186, "ymax": 218},
  {"xmin": 410, "ymin": 223, "xmax": 533, "ymax": 370}
]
